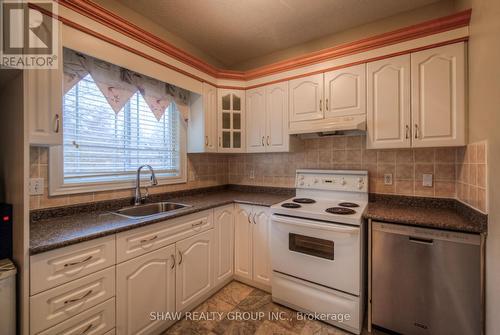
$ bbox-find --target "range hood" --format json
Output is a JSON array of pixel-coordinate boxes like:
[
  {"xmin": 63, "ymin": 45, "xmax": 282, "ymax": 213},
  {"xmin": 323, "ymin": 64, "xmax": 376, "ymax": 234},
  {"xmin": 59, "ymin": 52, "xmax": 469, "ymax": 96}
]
[{"xmin": 289, "ymin": 114, "xmax": 366, "ymax": 135}]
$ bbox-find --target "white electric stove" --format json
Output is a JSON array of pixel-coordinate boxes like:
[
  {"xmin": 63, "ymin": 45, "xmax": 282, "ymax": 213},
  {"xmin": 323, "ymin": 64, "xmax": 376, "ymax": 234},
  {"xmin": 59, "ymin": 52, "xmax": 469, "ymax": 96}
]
[{"xmin": 270, "ymin": 169, "xmax": 368, "ymax": 335}]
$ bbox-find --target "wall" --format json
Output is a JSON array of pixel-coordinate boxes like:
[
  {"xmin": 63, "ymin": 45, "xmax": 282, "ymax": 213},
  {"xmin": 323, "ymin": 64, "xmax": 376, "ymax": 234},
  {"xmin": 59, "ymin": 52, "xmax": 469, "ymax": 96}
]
[
  {"xmin": 454, "ymin": 0, "xmax": 500, "ymax": 333},
  {"xmin": 234, "ymin": 0, "xmax": 458, "ymax": 70},
  {"xmin": 228, "ymin": 135, "xmax": 461, "ymax": 199},
  {"xmin": 456, "ymin": 141, "xmax": 488, "ymax": 212},
  {"xmin": 30, "ymin": 147, "xmax": 228, "ymax": 210}
]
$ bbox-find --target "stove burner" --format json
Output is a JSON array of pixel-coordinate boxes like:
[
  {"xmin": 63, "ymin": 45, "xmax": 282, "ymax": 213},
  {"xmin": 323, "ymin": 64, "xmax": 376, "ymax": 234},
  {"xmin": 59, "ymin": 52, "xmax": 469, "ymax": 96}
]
[
  {"xmin": 282, "ymin": 203, "xmax": 301, "ymax": 209},
  {"xmin": 325, "ymin": 207, "xmax": 356, "ymax": 215},
  {"xmin": 338, "ymin": 202, "xmax": 360, "ymax": 208},
  {"xmin": 293, "ymin": 198, "xmax": 316, "ymax": 204}
]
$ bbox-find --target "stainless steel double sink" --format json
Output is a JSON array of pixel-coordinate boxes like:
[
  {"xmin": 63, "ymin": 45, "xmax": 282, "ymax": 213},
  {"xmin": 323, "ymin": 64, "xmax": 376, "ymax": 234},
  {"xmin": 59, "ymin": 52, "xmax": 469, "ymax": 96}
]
[{"xmin": 112, "ymin": 202, "xmax": 191, "ymax": 219}]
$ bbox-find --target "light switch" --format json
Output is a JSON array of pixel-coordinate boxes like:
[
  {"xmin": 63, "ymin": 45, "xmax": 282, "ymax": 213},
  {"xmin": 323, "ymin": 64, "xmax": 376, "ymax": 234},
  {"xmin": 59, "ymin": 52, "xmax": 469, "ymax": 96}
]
[
  {"xmin": 29, "ymin": 178, "xmax": 44, "ymax": 195},
  {"xmin": 384, "ymin": 173, "xmax": 393, "ymax": 185},
  {"xmin": 423, "ymin": 174, "xmax": 433, "ymax": 187}
]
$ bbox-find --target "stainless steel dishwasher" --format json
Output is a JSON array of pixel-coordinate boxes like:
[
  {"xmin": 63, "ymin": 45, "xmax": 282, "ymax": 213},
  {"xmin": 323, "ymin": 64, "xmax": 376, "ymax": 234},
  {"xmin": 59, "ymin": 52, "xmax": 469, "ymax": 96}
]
[{"xmin": 372, "ymin": 222, "xmax": 481, "ymax": 335}]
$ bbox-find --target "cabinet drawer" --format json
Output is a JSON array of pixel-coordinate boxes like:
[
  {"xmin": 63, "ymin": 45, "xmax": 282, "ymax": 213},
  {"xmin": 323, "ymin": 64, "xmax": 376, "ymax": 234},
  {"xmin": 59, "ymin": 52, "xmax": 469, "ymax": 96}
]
[
  {"xmin": 116, "ymin": 210, "xmax": 213, "ymax": 263},
  {"xmin": 30, "ymin": 267, "xmax": 115, "ymax": 334},
  {"xmin": 38, "ymin": 298, "xmax": 115, "ymax": 335},
  {"xmin": 31, "ymin": 236, "xmax": 116, "ymax": 295}
]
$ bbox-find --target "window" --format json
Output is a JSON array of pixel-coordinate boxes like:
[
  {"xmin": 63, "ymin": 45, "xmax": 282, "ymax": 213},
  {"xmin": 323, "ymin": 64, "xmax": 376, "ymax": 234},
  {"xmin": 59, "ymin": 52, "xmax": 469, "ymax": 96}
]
[{"xmin": 50, "ymin": 74, "xmax": 186, "ymax": 195}]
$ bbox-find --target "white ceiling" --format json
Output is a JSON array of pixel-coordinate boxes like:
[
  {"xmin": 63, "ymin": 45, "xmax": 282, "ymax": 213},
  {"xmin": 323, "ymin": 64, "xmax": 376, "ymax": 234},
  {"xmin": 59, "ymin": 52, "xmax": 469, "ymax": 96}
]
[{"xmin": 116, "ymin": 0, "xmax": 444, "ymax": 68}]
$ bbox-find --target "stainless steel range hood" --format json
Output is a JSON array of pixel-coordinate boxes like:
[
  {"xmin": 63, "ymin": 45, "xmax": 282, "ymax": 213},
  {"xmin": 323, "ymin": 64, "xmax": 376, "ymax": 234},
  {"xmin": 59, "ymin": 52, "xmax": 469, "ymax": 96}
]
[{"xmin": 288, "ymin": 114, "xmax": 366, "ymax": 135}]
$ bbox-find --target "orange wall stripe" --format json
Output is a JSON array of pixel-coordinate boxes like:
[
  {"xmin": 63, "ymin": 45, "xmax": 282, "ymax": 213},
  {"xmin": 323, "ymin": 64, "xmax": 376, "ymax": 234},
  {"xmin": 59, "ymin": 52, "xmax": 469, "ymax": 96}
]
[{"xmin": 54, "ymin": 0, "xmax": 471, "ymax": 82}]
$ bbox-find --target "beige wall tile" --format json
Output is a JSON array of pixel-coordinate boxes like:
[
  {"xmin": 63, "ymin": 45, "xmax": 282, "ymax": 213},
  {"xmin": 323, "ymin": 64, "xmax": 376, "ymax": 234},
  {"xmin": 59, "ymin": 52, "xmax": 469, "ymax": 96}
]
[
  {"xmin": 435, "ymin": 164, "xmax": 455, "ymax": 181},
  {"xmin": 435, "ymin": 148, "xmax": 456, "ymax": 163},
  {"xmin": 414, "ymin": 181, "xmax": 434, "ymax": 197},
  {"xmin": 377, "ymin": 150, "xmax": 396, "ymax": 163},
  {"xmin": 477, "ymin": 164, "xmax": 487, "ymax": 188},
  {"xmin": 395, "ymin": 180, "xmax": 413, "ymax": 195},
  {"xmin": 435, "ymin": 181, "xmax": 456, "ymax": 198},
  {"xmin": 414, "ymin": 163, "xmax": 434, "ymax": 181},
  {"xmin": 414, "ymin": 148, "xmax": 435, "ymax": 163},
  {"xmin": 396, "ymin": 164, "xmax": 414, "ymax": 180}
]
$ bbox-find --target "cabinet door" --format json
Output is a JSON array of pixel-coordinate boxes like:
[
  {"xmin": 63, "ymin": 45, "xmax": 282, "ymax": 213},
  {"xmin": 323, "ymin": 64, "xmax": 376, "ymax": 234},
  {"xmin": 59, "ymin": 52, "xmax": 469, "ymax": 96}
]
[
  {"xmin": 176, "ymin": 229, "xmax": 214, "ymax": 312},
  {"xmin": 266, "ymin": 82, "xmax": 289, "ymax": 152},
  {"xmin": 289, "ymin": 74, "xmax": 324, "ymax": 123},
  {"xmin": 116, "ymin": 245, "xmax": 176, "ymax": 335},
  {"xmin": 411, "ymin": 43, "xmax": 465, "ymax": 147},
  {"xmin": 218, "ymin": 89, "xmax": 245, "ymax": 153},
  {"xmin": 234, "ymin": 204, "xmax": 253, "ymax": 280},
  {"xmin": 324, "ymin": 64, "xmax": 366, "ymax": 118},
  {"xmin": 27, "ymin": 20, "xmax": 63, "ymax": 146},
  {"xmin": 367, "ymin": 55, "xmax": 411, "ymax": 149},
  {"xmin": 214, "ymin": 205, "xmax": 234, "ymax": 286},
  {"xmin": 252, "ymin": 207, "xmax": 272, "ymax": 287},
  {"xmin": 203, "ymin": 83, "xmax": 218, "ymax": 152},
  {"xmin": 246, "ymin": 87, "xmax": 267, "ymax": 153}
]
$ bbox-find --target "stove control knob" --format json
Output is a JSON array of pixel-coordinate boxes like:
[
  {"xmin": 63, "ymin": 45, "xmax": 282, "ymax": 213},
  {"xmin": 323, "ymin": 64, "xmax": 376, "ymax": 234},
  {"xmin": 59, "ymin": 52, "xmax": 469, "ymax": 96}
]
[
  {"xmin": 299, "ymin": 181, "xmax": 305, "ymax": 186},
  {"xmin": 357, "ymin": 183, "xmax": 364, "ymax": 190},
  {"xmin": 341, "ymin": 178, "xmax": 346, "ymax": 186},
  {"xmin": 358, "ymin": 177, "xmax": 364, "ymax": 183},
  {"xmin": 313, "ymin": 178, "xmax": 319, "ymax": 184},
  {"xmin": 299, "ymin": 175, "xmax": 305, "ymax": 180}
]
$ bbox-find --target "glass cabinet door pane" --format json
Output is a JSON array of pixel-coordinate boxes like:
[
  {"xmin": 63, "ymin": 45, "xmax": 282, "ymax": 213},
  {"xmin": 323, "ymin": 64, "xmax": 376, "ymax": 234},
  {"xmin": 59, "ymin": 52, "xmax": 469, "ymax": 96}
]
[
  {"xmin": 222, "ymin": 113, "xmax": 231, "ymax": 129},
  {"xmin": 233, "ymin": 113, "xmax": 241, "ymax": 129},
  {"xmin": 222, "ymin": 94, "xmax": 230, "ymax": 110},
  {"xmin": 233, "ymin": 132, "xmax": 241, "ymax": 148},
  {"xmin": 222, "ymin": 132, "xmax": 231, "ymax": 148},
  {"xmin": 233, "ymin": 94, "xmax": 241, "ymax": 111}
]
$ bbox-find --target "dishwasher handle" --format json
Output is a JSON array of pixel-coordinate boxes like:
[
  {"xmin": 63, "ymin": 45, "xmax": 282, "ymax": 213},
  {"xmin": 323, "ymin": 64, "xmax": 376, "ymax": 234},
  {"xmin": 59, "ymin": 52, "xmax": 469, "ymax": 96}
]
[{"xmin": 409, "ymin": 236, "xmax": 434, "ymax": 245}]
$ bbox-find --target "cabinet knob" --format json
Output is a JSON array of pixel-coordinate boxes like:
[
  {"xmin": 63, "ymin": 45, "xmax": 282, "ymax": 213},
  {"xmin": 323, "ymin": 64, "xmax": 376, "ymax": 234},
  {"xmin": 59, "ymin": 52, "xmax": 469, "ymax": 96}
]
[
  {"xmin": 54, "ymin": 114, "xmax": 60, "ymax": 133},
  {"xmin": 405, "ymin": 125, "xmax": 410, "ymax": 139},
  {"xmin": 267, "ymin": 136, "xmax": 270, "ymax": 146},
  {"xmin": 325, "ymin": 98, "xmax": 329, "ymax": 111},
  {"xmin": 262, "ymin": 136, "xmax": 265, "ymax": 146}
]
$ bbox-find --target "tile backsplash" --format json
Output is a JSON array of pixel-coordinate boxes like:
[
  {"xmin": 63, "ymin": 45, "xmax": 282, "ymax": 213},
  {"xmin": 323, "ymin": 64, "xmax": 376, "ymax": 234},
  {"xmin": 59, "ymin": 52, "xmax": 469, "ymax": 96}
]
[
  {"xmin": 30, "ymin": 135, "xmax": 488, "ymax": 213},
  {"xmin": 30, "ymin": 147, "xmax": 228, "ymax": 210}
]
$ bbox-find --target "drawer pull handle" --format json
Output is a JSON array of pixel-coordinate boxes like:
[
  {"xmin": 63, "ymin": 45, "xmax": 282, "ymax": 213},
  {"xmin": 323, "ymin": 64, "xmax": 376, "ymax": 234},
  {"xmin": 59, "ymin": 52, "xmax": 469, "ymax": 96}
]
[
  {"xmin": 409, "ymin": 236, "xmax": 434, "ymax": 245},
  {"xmin": 178, "ymin": 250, "xmax": 183, "ymax": 265},
  {"xmin": 192, "ymin": 221, "xmax": 203, "ymax": 227},
  {"xmin": 64, "ymin": 290, "xmax": 93, "ymax": 304},
  {"xmin": 140, "ymin": 235, "xmax": 158, "ymax": 243},
  {"xmin": 80, "ymin": 324, "xmax": 93, "ymax": 334},
  {"xmin": 64, "ymin": 256, "xmax": 93, "ymax": 267},
  {"xmin": 170, "ymin": 254, "xmax": 175, "ymax": 269},
  {"xmin": 54, "ymin": 114, "xmax": 60, "ymax": 133},
  {"xmin": 267, "ymin": 136, "xmax": 270, "ymax": 146}
]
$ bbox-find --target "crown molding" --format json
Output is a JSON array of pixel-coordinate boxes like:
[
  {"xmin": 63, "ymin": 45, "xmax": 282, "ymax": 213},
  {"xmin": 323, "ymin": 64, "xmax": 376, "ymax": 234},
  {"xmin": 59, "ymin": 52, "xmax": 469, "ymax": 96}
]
[{"xmin": 53, "ymin": 1, "xmax": 470, "ymax": 83}]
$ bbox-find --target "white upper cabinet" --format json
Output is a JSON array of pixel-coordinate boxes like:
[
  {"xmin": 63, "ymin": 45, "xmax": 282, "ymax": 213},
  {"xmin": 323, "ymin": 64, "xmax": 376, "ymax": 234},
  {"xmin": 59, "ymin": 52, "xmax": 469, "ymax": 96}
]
[
  {"xmin": 188, "ymin": 83, "xmax": 218, "ymax": 153},
  {"xmin": 367, "ymin": 54, "xmax": 411, "ymax": 149},
  {"xmin": 411, "ymin": 43, "xmax": 465, "ymax": 147},
  {"xmin": 266, "ymin": 82, "xmax": 289, "ymax": 152},
  {"xmin": 246, "ymin": 82, "xmax": 290, "ymax": 153},
  {"xmin": 218, "ymin": 89, "xmax": 245, "ymax": 152},
  {"xmin": 324, "ymin": 64, "xmax": 366, "ymax": 118},
  {"xmin": 27, "ymin": 21, "xmax": 63, "ymax": 146},
  {"xmin": 289, "ymin": 74, "xmax": 324, "ymax": 123},
  {"xmin": 246, "ymin": 87, "xmax": 267, "ymax": 152}
]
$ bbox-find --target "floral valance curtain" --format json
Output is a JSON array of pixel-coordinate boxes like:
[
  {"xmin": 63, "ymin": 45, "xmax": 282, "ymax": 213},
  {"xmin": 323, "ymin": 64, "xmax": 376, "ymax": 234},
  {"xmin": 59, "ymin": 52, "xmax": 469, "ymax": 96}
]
[{"xmin": 63, "ymin": 48, "xmax": 190, "ymax": 121}]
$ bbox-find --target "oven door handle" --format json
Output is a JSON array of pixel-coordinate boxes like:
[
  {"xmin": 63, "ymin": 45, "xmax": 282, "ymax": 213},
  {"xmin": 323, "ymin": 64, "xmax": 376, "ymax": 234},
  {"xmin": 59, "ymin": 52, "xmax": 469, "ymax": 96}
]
[{"xmin": 271, "ymin": 215, "xmax": 359, "ymax": 234}]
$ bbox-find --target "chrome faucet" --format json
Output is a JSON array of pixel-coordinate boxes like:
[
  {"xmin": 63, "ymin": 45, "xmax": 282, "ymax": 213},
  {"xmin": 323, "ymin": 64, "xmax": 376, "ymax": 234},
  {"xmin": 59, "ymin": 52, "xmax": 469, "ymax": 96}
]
[{"xmin": 134, "ymin": 165, "xmax": 158, "ymax": 205}]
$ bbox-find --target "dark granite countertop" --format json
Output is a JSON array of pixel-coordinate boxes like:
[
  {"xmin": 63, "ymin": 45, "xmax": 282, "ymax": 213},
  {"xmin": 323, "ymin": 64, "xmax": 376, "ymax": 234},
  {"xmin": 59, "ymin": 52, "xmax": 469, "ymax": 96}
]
[
  {"xmin": 30, "ymin": 186, "xmax": 293, "ymax": 255},
  {"xmin": 364, "ymin": 194, "xmax": 487, "ymax": 234}
]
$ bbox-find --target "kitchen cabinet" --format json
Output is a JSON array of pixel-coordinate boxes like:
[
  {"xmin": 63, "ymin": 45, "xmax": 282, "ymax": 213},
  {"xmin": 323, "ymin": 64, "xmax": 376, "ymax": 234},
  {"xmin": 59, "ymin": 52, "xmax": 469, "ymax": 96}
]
[
  {"xmin": 175, "ymin": 229, "xmax": 215, "ymax": 312},
  {"xmin": 234, "ymin": 204, "xmax": 272, "ymax": 290},
  {"xmin": 188, "ymin": 83, "xmax": 218, "ymax": 153},
  {"xmin": 246, "ymin": 82, "xmax": 290, "ymax": 153},
  {"xmin": 324, "ymin": 64, "xmax": 366, "ymax": 119},
  {"xmin": 289, "ymin": 73, "xmax": 324, "ymax": 123},
  {"xmin": 367, "ymin": 42, "xmax": 465, "ymax": 149},
  {"xmin": 214, "ymin": 205, "xmax": 234, "ymax": 287},
  {"xmin": 366, "ymin": 54, "xmax": 411, "ymax": 149},
  {"xmin": 26, "ymin": 19, "xmax": 63, "ymax": 146},
  {"xmin": 116, "ymin": 245, "xmax": 176, "ymax": 335},
  {"xmin": 218, "ymin": 89, "xmax": 245, "ymax": 152},
  {"xmin": 411, "ymin": 43, "xmax": 465, "ymax": 147},
  {"xmin": 246, "ymin": 87, "xmax": 267, "ymax": 152}
]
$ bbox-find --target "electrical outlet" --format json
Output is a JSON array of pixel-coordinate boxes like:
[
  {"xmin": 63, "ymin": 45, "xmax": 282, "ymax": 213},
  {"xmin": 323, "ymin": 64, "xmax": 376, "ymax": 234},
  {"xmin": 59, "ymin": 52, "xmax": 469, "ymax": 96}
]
[
  {"xmin": 29, "ymin": 178, "xmax": 44, "ymax": 195},
  {"xmin": 384, "ymin": 173, "xmax": 393, "ymax": 185},
  {"xmin": 423, "ymin": 173, "xmax": 433, "ymax": 187},
  {"xmin": 249, "ymin": 169, "xmax": 255, "ymax": 179}
]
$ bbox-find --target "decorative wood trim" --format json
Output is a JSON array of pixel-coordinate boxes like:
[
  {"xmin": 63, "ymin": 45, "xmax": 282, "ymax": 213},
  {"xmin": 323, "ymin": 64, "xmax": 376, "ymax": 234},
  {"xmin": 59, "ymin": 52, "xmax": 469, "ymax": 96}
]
[{"xmin": 54, "ymin": 0, "xmax": 471, "ymax": 82}]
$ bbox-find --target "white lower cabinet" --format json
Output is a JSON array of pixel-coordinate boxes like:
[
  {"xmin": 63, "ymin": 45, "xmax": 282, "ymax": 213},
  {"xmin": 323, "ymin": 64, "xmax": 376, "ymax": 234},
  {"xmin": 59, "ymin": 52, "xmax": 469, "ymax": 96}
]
[
  {"xmin": 234, "ymin": 204, "xmax": 272, "ymax": 290},
  {"xmin": 116, "ymin": 245, "xmax": 176, "ymax": 335},
  {"xmin": 214, "ymin": 205, "xmax": 234, "ymax": 286},
  {"xmin": 175, "ymin": 229, "xmax": 215, "ymax": 312}
]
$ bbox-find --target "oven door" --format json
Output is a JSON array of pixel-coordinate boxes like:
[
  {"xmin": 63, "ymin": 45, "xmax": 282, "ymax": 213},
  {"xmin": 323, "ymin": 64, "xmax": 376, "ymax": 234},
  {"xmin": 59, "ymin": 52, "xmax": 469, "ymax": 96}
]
[{"xmin": 271, "ymin": 214, "xmax": 360, "ymax": 295}]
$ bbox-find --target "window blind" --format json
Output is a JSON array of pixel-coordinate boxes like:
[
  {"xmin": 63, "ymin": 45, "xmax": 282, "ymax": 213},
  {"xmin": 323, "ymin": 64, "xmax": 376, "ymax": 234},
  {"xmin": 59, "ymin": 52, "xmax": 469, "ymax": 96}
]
[{"xmin": 63, "ymin": 74, "xmax": 181, "ymax": 184}]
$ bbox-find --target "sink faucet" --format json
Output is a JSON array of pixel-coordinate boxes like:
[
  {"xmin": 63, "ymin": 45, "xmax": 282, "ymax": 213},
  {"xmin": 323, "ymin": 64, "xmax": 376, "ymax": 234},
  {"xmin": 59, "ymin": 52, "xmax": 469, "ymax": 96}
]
[{"xmin": 134, "ymin": 165, "xmax": 158, "ymax": 205}]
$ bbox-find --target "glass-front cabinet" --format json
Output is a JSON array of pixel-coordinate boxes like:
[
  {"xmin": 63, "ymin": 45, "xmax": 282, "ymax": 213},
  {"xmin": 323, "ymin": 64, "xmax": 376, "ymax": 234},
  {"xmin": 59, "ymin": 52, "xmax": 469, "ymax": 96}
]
[{"xmin": 218, "ymin": 89, "xmax": 245, "ymax": 152}]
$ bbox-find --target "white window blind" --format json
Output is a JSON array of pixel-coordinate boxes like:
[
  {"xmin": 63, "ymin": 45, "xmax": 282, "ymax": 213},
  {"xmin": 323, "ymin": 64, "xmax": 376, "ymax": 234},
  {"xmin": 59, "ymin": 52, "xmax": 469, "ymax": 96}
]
[{"xmin": 63, "ymin": 74, "xmax": 181, "ymax": 185}]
